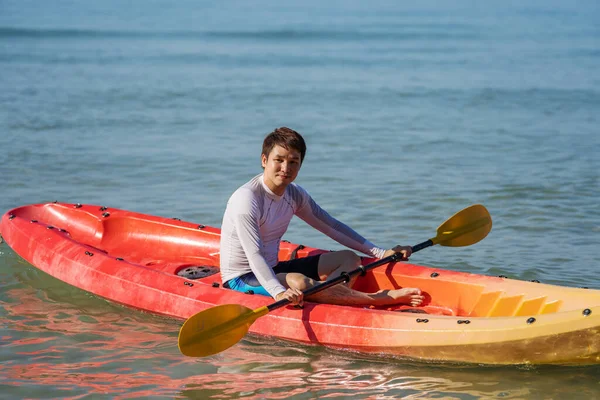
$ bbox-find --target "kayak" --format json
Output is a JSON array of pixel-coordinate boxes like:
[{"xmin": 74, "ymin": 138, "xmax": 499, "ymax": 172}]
[{"xmin": 1, "ymin": 202, "xmax": 599, "ymax": 365}]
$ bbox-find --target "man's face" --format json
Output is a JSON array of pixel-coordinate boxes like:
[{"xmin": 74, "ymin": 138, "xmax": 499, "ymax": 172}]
[{"xmin": 261, "ymin": 145, "xmax": 302, "ymax": 195}]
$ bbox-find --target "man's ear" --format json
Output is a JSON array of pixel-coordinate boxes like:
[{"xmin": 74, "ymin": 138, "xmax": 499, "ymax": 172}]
[{"xmin": 261, "ymin": 154, "xmax": 267, "ymax": 169}]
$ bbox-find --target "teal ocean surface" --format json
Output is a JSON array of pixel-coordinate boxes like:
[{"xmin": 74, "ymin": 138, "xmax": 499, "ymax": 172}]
[{"xmin": 1, "ymin": 1, "xmax": 599, "ymax": 398}]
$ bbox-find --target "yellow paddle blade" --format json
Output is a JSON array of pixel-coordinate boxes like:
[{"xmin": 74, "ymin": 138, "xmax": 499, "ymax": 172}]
[
  {"xmin": 178, "ymin": 304, "xmax": 269, "ymax": 357},
  {"xmin": 432, "ymin": 204, "xmax": 492, "ymax": 247}
]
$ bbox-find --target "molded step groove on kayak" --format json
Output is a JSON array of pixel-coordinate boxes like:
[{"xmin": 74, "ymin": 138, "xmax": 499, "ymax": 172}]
[
  {"xmin": 540, "ymin": 300, "xmax": 564, "ymax": 314},
  {"xmin": 469, "ymin": 291, "xmax": 503, "ymax": 317},
  {"xmin": 514, "ymin": 296, "xmax": 547, "ymax": 316},
  {"xmin": 487, "ymin": 294, "xmax": 525, "ymax": 317}
]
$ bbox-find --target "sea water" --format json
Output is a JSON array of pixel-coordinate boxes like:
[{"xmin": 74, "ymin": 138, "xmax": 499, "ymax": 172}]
[{"xmin": 1, "ymin": 0, "xmax": 599, "ymax": 398}]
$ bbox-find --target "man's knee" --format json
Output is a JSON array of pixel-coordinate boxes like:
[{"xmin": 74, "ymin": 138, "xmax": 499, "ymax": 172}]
[
  {"xmin": 286, "ymin": 273, "xmax": 315, "ymax": 291},
  {"xmin": 338, "ymin": 250, "xmax": 361, "ymax": 268}
]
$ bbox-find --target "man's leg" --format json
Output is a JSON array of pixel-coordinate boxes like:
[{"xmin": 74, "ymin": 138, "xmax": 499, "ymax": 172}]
[
  {"xmin": 316, "ymin": 250, "xmax": 361, "ymax": 281},
  {"xmin": 278, "ymin": 271, "xmax": 425, "ymax": 307}
]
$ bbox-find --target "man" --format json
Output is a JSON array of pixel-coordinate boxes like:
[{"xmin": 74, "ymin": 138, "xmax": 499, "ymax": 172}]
[{"xmin": 220, "ymin": 127, "xmax": 424, "ymax": 307}]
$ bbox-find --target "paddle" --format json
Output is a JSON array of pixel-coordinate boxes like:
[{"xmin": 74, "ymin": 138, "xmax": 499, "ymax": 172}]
[{"xmin": 178, "ymin": 204, "xmax": 492, "ymax": 358}]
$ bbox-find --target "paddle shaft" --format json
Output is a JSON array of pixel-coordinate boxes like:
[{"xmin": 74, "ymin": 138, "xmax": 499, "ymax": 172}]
[{"xmin": 266, "ymin": 239, "xmax": 434, "ymax": 312}]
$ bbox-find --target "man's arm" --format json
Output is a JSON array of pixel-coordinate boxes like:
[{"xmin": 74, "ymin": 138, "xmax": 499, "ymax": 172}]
[
  {"xmin": 230, "ymin": 192, "xmax": 288, "ymax": 298},
  {"xmin": 293, "ymin": 188, "xmax": 387, "ymax": 258}
]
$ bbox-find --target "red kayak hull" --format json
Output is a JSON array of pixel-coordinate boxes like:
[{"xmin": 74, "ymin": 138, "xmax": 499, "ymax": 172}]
[{"xmin": 2, "ymin": 202, "xmax": 599, "ymax": 365}]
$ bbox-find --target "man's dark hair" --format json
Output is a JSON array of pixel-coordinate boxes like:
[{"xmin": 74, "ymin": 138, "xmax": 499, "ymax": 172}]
[{"xmin": 262, "ymin": 127, "xmax": 307, "ymax": 162}]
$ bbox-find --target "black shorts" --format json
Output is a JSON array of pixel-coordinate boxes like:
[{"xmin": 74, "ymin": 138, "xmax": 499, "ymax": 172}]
[{"xmin": 272, "ymin": 254, "xmax": 322, "ymax": 281}]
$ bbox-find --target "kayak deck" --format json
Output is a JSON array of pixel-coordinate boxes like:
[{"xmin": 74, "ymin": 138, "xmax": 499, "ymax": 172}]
[{"xmin": 2, "ymin": 202, "xmax": 599, "ymax": 365}]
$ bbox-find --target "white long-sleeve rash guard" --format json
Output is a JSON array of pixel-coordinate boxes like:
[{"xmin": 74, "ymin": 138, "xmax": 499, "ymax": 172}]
[{"xmin": 220, "ymin": 174, "xmax": 387, "ymax": 298}]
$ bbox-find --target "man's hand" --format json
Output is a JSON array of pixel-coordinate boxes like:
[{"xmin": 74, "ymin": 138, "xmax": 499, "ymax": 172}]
[
  {"xmin": 382, "ymin": 245, "xmax": 412, "ymax": 261},
  {"xmin": 275, "ymin": 287, "xmax": 304, "ymax": 307}
]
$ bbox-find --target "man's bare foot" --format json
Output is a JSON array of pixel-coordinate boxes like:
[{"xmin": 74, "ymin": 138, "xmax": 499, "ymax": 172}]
[{"xmin": 373, "ymin": 288, "xmax": 424, "ymax": 307}]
